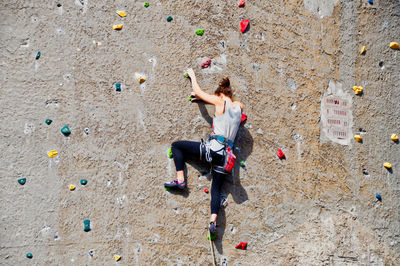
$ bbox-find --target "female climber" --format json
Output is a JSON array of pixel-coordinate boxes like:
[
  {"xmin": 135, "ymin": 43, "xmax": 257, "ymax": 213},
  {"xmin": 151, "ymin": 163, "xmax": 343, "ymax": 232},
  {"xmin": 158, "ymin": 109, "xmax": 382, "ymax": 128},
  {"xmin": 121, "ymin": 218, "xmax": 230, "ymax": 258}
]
[{"xmin": 164, "ymin": 68, "xmax": 244, "ymax": 234}]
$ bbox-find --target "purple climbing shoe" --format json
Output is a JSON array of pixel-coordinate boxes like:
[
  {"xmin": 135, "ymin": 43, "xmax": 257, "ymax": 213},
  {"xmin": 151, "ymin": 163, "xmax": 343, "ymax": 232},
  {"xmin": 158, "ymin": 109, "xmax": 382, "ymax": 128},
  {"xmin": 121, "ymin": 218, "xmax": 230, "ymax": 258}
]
[
  {"xmin": 209, "ymin": 222, "xmax": 217, "ymax": 234},
  {"xmin": 164, "ymin": 179, "xmax": 186, "ymax": 190}
]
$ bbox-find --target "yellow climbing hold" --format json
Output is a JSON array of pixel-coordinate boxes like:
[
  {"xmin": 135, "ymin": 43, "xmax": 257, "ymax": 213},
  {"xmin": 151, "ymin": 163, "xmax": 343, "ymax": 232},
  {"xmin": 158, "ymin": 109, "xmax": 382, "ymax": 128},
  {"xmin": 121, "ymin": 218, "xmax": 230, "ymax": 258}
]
[
  {"xmin": 384, "ymin": 162, "xmax": 392, "ymax": 169},
  {"xmin": 135, "ymin": 72, "xmax": 146, "ymax": 84},
  {"xmin": 389, "ymin": 42, "xmax": 399, "ymax": 50},
  {"xmin": 353, "ymin": 86, "xmax": 363, "ymax": 95},
  {"xmin": 354, "ymin": 134, "xmax": 363, "ymax": 142},
  {"xmin": 113, "ymin": 254, "xmax": 121, "ymax": 261},
  {"xmin": 360, "ymin": 45, "xmax": 366, "ymax": 55},
  {"xmin": 69, "ymin": 184, "xmax": 76, "ymax": 191},
  {"xmin": 47, "ymin": 150, "xmax": 58, "ymax": 158},
  {"xmin": 391, "ymin": 133, "xmax": 399, "ymax": 141},
  {"xmin": 116, "ymin": 11, "xmax": 127, "ymax": 17},
  {"xmin": 113, "ymin": 24, "xmax": 123, "ymax": 30}
]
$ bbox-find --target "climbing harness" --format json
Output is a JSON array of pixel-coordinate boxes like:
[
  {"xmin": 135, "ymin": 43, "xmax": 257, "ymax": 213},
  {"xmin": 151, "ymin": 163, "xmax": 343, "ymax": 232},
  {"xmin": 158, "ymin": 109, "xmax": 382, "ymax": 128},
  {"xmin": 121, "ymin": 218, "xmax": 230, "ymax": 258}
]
[{"xmin": 204, "ymin": 135, "xmax": 236, "ymax": 174}]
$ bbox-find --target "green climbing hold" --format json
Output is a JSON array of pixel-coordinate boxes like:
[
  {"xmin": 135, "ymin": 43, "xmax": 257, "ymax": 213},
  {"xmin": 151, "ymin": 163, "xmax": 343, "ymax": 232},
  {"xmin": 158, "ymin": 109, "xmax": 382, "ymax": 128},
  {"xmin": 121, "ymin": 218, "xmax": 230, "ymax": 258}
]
[
  {"xmin": 144, "ymin": 2, "xmax": 149, "ymax": 7},
  {"xmin": 18, "ymin": 178, "xmax": 26, "ymax": 185},
  {"xmin": 188, "ymin": 95, "xmax": 192, "ymax": 101},
  {"xmin": 239, "ymin": 160, "xmax": 246, "ymax": 167},
  {"xmin": 26, "ymin": 253, "xmax": 33, "ymax": 259},
  {"xmin": 184, "ymin": 73, "xmax": 189, "ymax": 78},
  {"xmin": 80, "ymin": 179, "xmax": 88, "ymax": 185},
  {"xmin": 61, "ymin": 125, "xmax": 71, "ymax": 136},
  {"xmin": 195, "ymin": 29, "xmax": 204, "ymax": 36},
  {"xmin": 166, "ymin": 16, "xmax": 173, "ymax": 22},
  {"xmin": 45, "ymin": 119, "xmax": 52, "ymax": 125},
  {"xmin": 35, "ymin": 51, "xmax": 40, "ymax": 60},
  {"xmin": 165, "ymin": 187, "xmax": 169, "ymax": 191},
  {"xmin": 115, "ymin": 83, "xmax": 121, "ymax": 92},
  {"xmin": 207, "ymin": 233, "xmax": 216, "ymax": 241},
  {"xmin": 167, "ymin": 147, "xmax": 173, "ymax": 159},
  {"xmin": 84, "ymin": 219, "xmax": 91, "ymax": 232}
]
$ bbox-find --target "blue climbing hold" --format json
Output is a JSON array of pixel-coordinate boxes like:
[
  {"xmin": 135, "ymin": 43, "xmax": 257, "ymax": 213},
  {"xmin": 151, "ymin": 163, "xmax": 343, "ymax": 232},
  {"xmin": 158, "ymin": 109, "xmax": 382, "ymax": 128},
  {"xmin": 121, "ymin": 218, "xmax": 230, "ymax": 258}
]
[
  {"xmin": 115, "ymin": 83, "xmax": 121, "ymax": 92},
  {"xmin": 84, "ymin": 219, "xmax": 91, "ymax": 232},
  {"xmin": 18, "ymin": 178, "xmax": 26, "ymax": 185},
  {"xmin": 26, "ymin": 253, "xmax": 33, "ymax": 259},
  {"xmin": 368, "ymin": 0, "xmax": 373, "ymax": 4},
  {"xmin": 376, "ymin": 194, "xmax": 382, "ymax": 201},
  {"xmin": 61, "ymin": 125, "xmax": 71, "ymax": 136}
]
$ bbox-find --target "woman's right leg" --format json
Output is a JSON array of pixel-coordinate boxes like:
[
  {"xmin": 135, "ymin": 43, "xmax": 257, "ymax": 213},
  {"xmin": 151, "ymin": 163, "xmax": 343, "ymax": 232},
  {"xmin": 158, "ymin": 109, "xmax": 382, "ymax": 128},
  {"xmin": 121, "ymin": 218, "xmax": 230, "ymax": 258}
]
[{"xmin": 171, "ymin": 140, "xmax": 202, "ymax": 183}]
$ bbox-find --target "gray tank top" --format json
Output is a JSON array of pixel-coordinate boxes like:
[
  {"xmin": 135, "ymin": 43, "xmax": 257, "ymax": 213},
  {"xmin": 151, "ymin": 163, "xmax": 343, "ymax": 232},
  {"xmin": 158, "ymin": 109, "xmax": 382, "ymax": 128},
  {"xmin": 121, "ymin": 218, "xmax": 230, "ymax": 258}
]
[{"xmin": 210, "ymin": 100, "xmax": 242, "ymax": 153}]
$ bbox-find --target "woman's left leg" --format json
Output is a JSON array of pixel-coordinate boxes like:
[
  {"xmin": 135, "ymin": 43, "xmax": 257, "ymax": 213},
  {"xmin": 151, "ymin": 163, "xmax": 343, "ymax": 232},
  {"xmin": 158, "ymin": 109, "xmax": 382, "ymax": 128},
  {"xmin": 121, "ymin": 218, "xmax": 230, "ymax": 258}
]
[{"xmin": 209, "ymin": 170, "xmax": 226, "ymax": 231}]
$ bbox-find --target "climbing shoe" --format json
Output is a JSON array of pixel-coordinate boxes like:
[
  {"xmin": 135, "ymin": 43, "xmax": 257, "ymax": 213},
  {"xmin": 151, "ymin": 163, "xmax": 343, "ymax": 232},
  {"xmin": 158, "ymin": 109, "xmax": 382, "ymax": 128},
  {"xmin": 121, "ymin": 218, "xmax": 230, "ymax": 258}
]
[
  {"xmin": 164, "ymin": 179, "xmax": 186, "ymax": 190},
  {"xmin": 209, "ymin": 222, "xmax": 217, "ymax": 234}
]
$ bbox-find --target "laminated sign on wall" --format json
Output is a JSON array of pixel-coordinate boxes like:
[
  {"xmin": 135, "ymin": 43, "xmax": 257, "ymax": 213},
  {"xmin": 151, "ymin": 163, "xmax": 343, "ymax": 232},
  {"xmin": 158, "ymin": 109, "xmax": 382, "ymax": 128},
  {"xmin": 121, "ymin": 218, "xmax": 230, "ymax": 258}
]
[{"xmin": 320, "ymin": 81, "xmax": 353, "ymax": 145}]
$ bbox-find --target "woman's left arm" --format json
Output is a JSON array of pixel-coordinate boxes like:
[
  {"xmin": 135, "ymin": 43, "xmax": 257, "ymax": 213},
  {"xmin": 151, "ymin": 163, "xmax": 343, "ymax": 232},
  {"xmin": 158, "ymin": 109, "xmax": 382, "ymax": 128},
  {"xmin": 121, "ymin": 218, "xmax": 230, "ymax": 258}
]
[{"xmin": 186, "ymin": 68, "xmax": 221, "ymax": 106}]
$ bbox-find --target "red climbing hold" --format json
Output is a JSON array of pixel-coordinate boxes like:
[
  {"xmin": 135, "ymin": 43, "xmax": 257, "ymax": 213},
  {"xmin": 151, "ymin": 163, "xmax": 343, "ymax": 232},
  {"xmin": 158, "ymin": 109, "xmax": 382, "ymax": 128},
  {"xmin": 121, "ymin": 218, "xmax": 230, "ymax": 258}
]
[
  {"xmin": 204, "ymin": 188, "xmax": 209, "ymax": 193},
  {"xmin": 277, "ymin": 149, "xmax": 285, "ymax": 159},
  {"xmin": 241, "ymin": 113, "xmax": 247, "ymax": 124},
  {"xmin": 238, "ymin": 0, "xmax": 245, "ymax": 7},
  {"xmin": 201, "ymin": 58, "xmax": 211, "ymax": 68},
  {"xmin": 235, "ymin": 242, "xmax": 247, "ymax": 250},
  {"xmin": 240, "ymin": 19, "xmax": 249, "ymax": 33}
]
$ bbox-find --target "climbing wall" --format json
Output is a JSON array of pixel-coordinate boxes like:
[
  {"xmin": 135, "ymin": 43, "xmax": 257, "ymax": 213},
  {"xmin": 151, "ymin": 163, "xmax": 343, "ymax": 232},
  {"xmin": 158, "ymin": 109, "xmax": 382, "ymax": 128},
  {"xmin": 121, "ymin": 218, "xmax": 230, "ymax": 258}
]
[{"xmin": 0, "ymin": 0, "xmax": 399, "ymax": 265}]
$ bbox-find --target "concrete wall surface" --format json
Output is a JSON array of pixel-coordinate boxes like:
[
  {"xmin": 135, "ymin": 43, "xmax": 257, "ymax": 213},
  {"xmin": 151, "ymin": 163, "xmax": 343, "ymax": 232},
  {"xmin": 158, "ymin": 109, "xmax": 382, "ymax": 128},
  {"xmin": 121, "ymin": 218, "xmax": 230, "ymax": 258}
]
[{"xmin": 0, "ymin": 0, "xmax": 399, "ymax": 265}]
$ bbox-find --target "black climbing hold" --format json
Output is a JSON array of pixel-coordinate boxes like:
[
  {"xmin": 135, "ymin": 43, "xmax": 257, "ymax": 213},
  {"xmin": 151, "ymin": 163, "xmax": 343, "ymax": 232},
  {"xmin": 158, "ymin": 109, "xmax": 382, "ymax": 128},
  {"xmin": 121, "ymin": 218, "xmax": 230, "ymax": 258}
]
[
  {"xmin": 115, "ymin": 83, "xmax": 121, "ymax": 92},
  {"xmin": 35, "ymin": 51, "xmax": 41, "ymax": 60},
  {"xmin": 84, "ymin": 219, "xmax": 91, "ymax": 232},
  {"xmin": 80, "ymin": 179, "xmax": 88, "ymax": 185},
  {"xmin": 57, "ymin": 3, "xmax": 62, "ymax": 7},
  {"xmin": 61, "ymin": 125, "xmax": 71, "ymax": 136},
  {"xmin": 26, "ymin": 253, "xmax": 33, "ymax": 259},
  {"xmin": 18, "ymin": 178, "xmax": 26, "ymax": 185},
  {"xmin": 166, "ymin": 16, "xmax": 173, "ymax": 22},
  {"xmin": 376, "ymin": 194, "xmax": 382, "ymax": 201},
  {"xmin": 45, "ymin": 119, "xmax": 52, "ymax": 125},
  {"xmin": 379, "ymin": 61, "xmax": 384, "ymax": 68}
]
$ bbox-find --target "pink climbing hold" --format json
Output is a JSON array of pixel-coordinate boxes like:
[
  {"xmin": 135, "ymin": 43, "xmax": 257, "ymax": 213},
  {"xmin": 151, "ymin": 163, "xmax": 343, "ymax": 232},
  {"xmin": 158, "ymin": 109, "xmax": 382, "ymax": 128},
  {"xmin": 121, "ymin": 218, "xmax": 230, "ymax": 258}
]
[
  {"xmin": 238, "ymin": 0, "xmax": 245, "ymax": 7},
  {"xmin": 201, "ymin": 58, "xmax": 211, "ymax": 68},
  {"xmin": 240, "ymin": 19, "xmax": 249, "ymax": 33},
  {"xmin": 277, "ymin": 149, "xmax": 285, "ymax": 159}
]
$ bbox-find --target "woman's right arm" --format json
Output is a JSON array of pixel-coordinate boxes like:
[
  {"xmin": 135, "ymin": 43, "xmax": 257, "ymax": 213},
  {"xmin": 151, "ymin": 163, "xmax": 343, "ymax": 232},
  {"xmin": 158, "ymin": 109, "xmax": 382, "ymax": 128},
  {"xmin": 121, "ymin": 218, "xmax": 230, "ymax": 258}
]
[{"xmin": 186, "ymin": 68, "xmax": 221, "ymax": 106}]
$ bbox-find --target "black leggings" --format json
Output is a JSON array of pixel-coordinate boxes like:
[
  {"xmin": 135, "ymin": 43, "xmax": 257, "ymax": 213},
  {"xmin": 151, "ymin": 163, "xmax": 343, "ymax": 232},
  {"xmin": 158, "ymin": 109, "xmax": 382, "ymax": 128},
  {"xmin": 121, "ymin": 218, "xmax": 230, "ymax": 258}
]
[{"xmin": 171, "ymin": 140, "xmax": 226, "ymax": 215}]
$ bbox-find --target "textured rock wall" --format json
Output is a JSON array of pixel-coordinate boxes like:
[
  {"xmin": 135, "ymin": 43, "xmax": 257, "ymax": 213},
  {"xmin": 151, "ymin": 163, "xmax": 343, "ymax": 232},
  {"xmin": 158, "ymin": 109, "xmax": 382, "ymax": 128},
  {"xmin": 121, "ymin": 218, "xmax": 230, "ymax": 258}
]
[{"xmin": 0, "ymin": 0, "xmax": 399, "ymax": 265}]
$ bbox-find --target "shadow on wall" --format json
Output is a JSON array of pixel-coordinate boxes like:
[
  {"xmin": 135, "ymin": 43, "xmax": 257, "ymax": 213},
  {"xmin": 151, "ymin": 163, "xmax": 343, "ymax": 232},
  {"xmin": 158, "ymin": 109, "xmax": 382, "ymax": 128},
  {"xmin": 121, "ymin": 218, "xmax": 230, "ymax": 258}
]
[{"xmin": 186, "ymin": 102, "xmax": 253, "ymax": 255}]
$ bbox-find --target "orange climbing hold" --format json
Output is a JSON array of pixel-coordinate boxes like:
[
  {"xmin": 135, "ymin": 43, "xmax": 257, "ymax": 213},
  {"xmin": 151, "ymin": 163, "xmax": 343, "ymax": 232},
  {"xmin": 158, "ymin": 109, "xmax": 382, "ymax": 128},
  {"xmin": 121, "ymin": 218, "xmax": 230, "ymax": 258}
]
[
  {"xmin": 113, "ymin": 24, "xmax": 123, "ymax": 30},
  {"xmin": 47, "ymin": 150, "xmax": 58, "ymax": 158},
  {"xmin": 238, "ymin": 0, "xmax": 245, "ymax": 7},
  {"xmin": 240, "ymin": 19, "xmax": 249, "ymax": 33},
  {"xmin": 389, "ymin": 42, "xmax": 399, "ymax": 50},
  {"xmin": 354, "ymin": 134, "xmax": 363, "ymax": 142},
  {"xmin": 353, "ymin": 86, "xmax": 363, "ymax": 95},
  {"xmin": 384, "ymin": 162, "xmax": 392, "ymax": 169},
  {"xmin": 116, "ymin": 11, "xmax": 127, "ymax": 17}
]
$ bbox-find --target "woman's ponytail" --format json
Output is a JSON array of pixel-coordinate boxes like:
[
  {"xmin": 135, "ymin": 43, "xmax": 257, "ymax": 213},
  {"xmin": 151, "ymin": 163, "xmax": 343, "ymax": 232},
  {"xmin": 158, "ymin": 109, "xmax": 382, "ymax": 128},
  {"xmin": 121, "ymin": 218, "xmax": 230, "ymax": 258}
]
[{"xmin": 215, "ymin": 77, "xmax": 233, "ymax": 98}]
